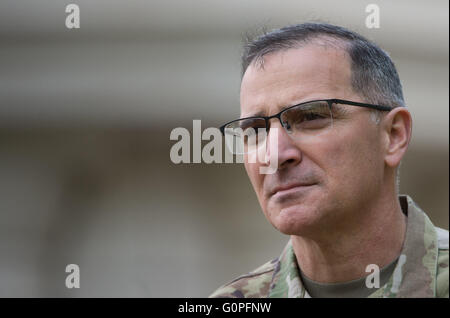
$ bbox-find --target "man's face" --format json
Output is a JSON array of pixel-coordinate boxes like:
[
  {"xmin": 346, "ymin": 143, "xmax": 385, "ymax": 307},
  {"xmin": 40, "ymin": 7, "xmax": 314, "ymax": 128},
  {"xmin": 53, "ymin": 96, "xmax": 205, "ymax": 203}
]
[{"xmin": 241, "ymin": 44, "xmax": 386, "ymax": 237}]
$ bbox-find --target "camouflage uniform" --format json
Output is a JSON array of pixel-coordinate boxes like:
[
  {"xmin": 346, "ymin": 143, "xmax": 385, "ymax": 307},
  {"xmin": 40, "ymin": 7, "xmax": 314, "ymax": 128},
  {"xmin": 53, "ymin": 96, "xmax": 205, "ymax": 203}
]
[{"xmin": 209, "ymin": 195, "xmax": 449, "ymax": 298}]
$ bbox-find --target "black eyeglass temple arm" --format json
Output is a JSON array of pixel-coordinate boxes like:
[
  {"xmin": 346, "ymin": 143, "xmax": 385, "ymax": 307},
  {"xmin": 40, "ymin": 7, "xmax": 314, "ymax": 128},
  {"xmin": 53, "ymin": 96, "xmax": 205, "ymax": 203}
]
[{"xmin": 329, "ymin": 99, "xmax": 394, "ymax": 111}]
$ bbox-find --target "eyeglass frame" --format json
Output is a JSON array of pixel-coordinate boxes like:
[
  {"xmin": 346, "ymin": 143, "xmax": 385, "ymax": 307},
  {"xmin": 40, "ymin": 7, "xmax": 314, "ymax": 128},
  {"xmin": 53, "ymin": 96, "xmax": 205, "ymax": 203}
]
[{"xmin": 219, "ymin": 98, "xmax": 394, "ymax": 135}]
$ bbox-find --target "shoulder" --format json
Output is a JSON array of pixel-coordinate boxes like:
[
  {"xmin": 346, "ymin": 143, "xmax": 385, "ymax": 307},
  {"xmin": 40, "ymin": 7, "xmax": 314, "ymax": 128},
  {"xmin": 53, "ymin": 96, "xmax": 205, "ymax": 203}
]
[
  {"xmin": 436, "ymin": 227, "xmax": 449, "ymax": 298},
  {"xmin": 209, "ymin": 258, "xmax": 277, "ymax": 298}
]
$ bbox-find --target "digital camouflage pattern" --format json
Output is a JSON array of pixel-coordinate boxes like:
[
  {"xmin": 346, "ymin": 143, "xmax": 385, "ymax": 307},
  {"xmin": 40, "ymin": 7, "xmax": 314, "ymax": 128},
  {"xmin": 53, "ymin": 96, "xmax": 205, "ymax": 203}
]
[{"xmin": 209, "ymin": 195, "xmax": 449, "ymax": 298}]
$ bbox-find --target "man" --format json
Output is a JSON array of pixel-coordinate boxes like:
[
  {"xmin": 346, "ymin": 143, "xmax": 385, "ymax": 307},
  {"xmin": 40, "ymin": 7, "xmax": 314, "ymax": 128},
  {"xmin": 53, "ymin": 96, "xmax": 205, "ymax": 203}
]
[{"xmin": 210, "ymin": 23, "xmax": 449, "ymax": 298}]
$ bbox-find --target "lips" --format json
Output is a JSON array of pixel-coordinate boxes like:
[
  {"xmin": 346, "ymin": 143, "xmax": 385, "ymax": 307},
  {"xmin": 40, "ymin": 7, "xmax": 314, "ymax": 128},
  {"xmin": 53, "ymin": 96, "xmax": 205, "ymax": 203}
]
[{"xmin": 270, "ymin": 182, "xmax": 315, "ymax": 196}]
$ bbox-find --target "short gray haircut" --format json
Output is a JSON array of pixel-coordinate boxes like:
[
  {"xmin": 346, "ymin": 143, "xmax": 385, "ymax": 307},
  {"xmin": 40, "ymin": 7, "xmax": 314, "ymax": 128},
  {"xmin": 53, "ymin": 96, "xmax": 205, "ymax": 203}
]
[{"xmin": 241, "ymin": 23, "xmax": 406, "ymax": 115}]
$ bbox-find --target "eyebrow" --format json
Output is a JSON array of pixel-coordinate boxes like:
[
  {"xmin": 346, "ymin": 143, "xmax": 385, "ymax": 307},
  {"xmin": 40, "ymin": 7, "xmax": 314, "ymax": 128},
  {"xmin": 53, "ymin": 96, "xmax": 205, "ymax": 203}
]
[
  {"xmin": 241, "ymin": 111, "xmax": 265, "ymax": 118},
  {"xmin": 241, "ymin": 103, "xmax": 295, "ymax": 119}
]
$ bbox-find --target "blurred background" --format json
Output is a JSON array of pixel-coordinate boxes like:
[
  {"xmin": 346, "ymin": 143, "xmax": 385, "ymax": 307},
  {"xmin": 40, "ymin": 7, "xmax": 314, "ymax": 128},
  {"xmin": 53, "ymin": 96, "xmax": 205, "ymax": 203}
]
[{"xmin": 0, "ymin": 0, "xmax": 448, "ymax": 297}]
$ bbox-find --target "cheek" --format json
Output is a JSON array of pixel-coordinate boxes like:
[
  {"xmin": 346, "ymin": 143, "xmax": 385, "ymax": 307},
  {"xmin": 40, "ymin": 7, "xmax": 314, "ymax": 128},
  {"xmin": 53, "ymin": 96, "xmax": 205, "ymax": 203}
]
[{"xmin": 319, "ymin": 130, "xmax": 383, "ymax": 192}]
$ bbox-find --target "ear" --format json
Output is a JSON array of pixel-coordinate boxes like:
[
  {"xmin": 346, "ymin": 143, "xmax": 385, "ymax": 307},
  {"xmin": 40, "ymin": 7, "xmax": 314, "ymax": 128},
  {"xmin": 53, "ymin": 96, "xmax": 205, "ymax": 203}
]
[{"xmin": 381, "ymin": 107, "xmax": 412, "ymax": 168}]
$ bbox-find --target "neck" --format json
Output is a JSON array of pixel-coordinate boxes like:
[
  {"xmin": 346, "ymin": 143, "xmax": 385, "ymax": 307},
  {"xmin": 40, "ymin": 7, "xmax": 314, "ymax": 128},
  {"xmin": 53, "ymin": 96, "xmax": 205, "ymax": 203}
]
[{"xmin": 291, "ymin": 191, "xmax": 407, "ymax": 283}]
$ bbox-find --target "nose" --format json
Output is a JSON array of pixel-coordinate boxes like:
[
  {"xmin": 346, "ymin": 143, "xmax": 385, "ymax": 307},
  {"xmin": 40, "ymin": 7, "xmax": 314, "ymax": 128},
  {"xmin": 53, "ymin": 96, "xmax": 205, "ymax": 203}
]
[{"xmin": 266, "ymin": 119, "xmax": 302, "ymax": 170}]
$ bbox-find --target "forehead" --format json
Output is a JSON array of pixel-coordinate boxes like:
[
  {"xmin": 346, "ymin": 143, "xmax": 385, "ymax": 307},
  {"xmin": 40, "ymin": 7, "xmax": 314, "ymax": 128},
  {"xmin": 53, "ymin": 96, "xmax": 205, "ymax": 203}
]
[{"xmin": 240, "ymin": 44, "xmax": 354, "ymax": 116}]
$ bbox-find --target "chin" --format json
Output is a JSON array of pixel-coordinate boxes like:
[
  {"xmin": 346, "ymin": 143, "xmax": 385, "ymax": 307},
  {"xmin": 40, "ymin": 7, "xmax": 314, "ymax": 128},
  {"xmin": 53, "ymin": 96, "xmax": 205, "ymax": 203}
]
[{"xmin": 268, "ymin": 204, "xmax": 321, "ymax": 236}]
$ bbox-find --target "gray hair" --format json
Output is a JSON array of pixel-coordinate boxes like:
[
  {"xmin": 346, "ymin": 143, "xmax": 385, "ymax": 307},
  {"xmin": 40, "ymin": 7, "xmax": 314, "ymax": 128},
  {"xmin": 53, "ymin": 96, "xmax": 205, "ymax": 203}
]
[{"xmin": 241, "ymin": 23, "xmax": 406, "ymax": 115}]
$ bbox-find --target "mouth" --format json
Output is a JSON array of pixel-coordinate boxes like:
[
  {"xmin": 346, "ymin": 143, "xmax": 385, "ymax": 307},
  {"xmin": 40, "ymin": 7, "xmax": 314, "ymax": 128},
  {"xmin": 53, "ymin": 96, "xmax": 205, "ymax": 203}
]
[{"xmin": 270, "ymin": 183, "xmax": 316, "ymax": 197}]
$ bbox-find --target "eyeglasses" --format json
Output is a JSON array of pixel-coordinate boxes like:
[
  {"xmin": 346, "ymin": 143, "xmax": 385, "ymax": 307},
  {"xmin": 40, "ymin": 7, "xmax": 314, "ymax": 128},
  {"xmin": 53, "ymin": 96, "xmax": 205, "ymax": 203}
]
[{"xmin": 220, "ymin": 99, "xmax": 394, "ymax": 155}]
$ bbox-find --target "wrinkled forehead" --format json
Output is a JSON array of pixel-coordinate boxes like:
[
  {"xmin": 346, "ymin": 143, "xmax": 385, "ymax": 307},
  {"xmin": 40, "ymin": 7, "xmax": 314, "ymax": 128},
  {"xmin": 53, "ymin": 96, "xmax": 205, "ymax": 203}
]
[{"xmin": 240, "ymin": 44, "xmax": 354, "ymax": 117}]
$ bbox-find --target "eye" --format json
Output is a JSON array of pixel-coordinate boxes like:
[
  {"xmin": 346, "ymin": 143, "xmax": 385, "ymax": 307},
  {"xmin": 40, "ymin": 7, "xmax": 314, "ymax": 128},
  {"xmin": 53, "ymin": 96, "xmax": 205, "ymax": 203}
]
[
  {"xmin": 281, "ymin": 101, "xmax": 332, "ymax": 132},
  {"xmin": 303, "ymin": 111, "xmax": 327, "ymax": 121},
  {"xmin": 285, "ymin": 109, "xmax": 327, "ymax": 126},
  {"xmin": 239, "ymin": 118, "xmax": 266, "ymax": 132}
]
